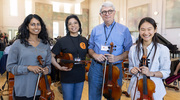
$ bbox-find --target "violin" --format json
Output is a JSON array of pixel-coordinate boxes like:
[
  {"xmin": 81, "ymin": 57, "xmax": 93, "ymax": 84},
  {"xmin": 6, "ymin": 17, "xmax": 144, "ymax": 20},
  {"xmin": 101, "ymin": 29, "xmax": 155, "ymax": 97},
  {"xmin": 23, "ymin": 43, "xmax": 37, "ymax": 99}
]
[
  {"xmin": 36, "ymin": 55, "xmax": 55, "ymax": 100},
  {"xmin": 122, "ymin": 60, "xmax": 131, "ymax": 97},
  {"xmin": 102, "ymin": 42, "xmax": 122, "ymax": 100},
  {"xmin": 137, "ymin": 48, "xmax": 155, "ymax": 100},
  {"xmin": 8, "ymin": 72, "xmax": 14, "ymax": 100},
  {"xmin": 56, "ymin": 52, "xmax": 90, "ymax": 68},
  {"xmin": 85, "ymin": 60, "xmax": 91, "ymax": 81}
]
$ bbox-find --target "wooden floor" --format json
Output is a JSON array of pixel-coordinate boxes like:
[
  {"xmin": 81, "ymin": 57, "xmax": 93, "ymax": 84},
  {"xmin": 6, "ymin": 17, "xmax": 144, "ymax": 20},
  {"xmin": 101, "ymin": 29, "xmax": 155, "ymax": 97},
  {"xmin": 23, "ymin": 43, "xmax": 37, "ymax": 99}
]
[{"xmin": 0, "ymin": 72, "xmax": 180, "ymax": 100}]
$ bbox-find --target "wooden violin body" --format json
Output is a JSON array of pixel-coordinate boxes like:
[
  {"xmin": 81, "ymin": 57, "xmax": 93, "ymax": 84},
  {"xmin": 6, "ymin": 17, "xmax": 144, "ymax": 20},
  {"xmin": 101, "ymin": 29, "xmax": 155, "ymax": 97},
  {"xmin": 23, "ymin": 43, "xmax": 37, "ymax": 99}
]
[
  {"xmin": 56, "ymin": 52, "xmax": 74, "ymax": 68},
  {"xmin": 103, "ymin": 64, "xmax": 121, "ymax": 100},
  {"xmin": 8, "ymin": 72, "xmax": 14, "ymax": 100},
  {"xmin": 37, "ymin": 55, "xmax": 55, "ymax": 100},
  {"xmin": 56, "ymin": 52, "xmax": 91, "ymax": 69},
  {"xmin": 85, "ymin": 61, "xmax": 91, "ymax": 81},
  {"xmin": 137, "ymin": 77, "xmax": 155, "ymax": 100},
  {"xmin": 103, "ymin": 42, "xmax": 122, "ymax": 100},
  {"xmin": 39, "ymin": 75, "xmax": 55, "ymax": 100}
]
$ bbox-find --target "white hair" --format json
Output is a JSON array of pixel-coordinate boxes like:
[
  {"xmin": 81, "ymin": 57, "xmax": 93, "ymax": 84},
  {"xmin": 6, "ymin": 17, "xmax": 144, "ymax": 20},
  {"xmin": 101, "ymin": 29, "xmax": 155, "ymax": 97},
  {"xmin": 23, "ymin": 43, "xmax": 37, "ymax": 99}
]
[{"xmin": 99, "ymin": 1, "xmax": 115, "ymax": 13}]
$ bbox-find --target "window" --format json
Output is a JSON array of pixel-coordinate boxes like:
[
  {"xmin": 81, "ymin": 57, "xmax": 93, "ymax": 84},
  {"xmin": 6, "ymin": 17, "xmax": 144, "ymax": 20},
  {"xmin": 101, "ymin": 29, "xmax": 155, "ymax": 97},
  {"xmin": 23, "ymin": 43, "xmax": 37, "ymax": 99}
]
[
  {"xmin": 64, "ymin": 3, "xmax": 71, "ymax": 13},
  {"xmin": 10, "ymin": 0, "xmax": 18, "ymax": 16},
  {"xmin": 64, "ymin": 22, "xmax": 66, "ymax": 36},
  {"xmin": 75, "ymin": 3, "xmax": 81, "ymax": 14},
  {"xmin": 53, "ymin": 2, "xmax": 60, "ymax": 12},
  {"xmin": 25, "ymin": 0, "xmax": 32, "ymax": 16},
  {"xmin": 53, "ymin": 22, "xmax": 59, "ymax": 38},
  {"xmin": 8, "ymin": 29, "xmax": 12, "ymax": 40}
]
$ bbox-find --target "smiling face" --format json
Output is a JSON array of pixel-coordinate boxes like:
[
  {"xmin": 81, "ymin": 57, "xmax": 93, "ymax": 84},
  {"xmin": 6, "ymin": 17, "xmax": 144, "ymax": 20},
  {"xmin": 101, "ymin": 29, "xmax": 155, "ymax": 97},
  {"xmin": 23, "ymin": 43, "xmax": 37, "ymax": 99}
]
[
  {"xmin": 100, "ymin": 6, "xmax": 115, "ymax": 26},
  {"xmin": 28, "ymin": 18, "xmax": 41, "ymax": 36},
  {"xmin": 139, "ymin": 21, "xmax": 157, "ymax": 45},
  {"xmin": 67, "ymin": 18, "xmax": 80, "ymax": 36}
]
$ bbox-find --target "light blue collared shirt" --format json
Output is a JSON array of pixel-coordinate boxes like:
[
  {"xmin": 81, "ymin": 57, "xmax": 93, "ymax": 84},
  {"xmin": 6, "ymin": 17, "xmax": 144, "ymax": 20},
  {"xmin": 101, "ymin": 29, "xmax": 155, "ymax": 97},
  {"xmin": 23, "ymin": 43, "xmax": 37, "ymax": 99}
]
[{"xmin": 88, "ymin": 21, "xmax": 132, "ymax": 63}]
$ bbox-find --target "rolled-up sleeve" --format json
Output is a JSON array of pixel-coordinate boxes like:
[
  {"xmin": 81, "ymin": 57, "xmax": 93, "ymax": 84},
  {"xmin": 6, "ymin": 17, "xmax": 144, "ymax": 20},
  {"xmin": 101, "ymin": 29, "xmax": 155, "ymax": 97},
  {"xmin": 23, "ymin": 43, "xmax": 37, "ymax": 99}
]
[
  {"xmin": 159, "ymin": 46, "xmax": 171, "ymax": 79},
  {"xmin": 123, "ymin": 28, "xmax": 132, "ymax": 52},
  {"xmin": 128, "ymin": 45, "xmax": 136, "ymax": 74},
  {"xmin": 88, "ymin": 29, "xmax": 95, "ymax": 50}
]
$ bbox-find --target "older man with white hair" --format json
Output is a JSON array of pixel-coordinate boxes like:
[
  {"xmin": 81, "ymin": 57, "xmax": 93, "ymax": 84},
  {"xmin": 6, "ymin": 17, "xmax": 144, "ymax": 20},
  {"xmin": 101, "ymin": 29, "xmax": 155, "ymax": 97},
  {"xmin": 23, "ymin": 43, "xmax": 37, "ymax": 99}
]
[{"xmin": 88, "ymin": 1, "xmax": 132, "ymax": 100}]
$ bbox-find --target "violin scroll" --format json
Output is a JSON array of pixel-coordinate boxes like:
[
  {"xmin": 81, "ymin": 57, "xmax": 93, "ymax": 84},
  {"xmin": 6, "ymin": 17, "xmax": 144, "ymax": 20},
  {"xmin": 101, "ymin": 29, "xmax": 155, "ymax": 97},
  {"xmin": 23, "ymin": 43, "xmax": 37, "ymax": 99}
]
[{"xmin": 37, "ymin": 55, "xmax": 43, "ymax": 65}]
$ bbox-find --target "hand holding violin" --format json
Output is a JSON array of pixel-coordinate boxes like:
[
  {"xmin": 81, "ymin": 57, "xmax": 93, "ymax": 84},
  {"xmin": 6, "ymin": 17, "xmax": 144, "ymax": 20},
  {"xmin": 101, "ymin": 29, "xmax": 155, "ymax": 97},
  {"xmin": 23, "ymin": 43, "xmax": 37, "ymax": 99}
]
[
  {"xmin": 104, "ymin": 54, "xmax": 118, "ymax": 63},
  {"xmin": 27, "ymin": 66, "xmax": 50, "ymax": 74},
  {"xmin": 139, "ymin": 66, "xmax": 151, "ymax": 76},
  {"xmin": 59, "ymin": 66, "xmax": 72, "ymax": 71},
  {"xmin": 130, "ymin": 67, "xmax": 141, "ymax": 75},
  {"xmin": 27, "ymin": 65, "xmax": 43, "ymax": 74},
  {"xmin": 92, "ymin": 53, "xmax": 107, "ymax": 62},
  {"xmin": 42, "ymin": 67, "xmax": 49, "ymax": 75}
]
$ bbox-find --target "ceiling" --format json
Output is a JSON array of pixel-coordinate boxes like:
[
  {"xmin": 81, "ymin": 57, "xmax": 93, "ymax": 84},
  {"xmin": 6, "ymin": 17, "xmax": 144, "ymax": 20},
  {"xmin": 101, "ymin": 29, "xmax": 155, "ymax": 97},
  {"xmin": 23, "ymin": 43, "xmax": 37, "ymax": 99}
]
[{"xmin": 51, "ymin": 0, "xmax": 85, "ymax": 3}]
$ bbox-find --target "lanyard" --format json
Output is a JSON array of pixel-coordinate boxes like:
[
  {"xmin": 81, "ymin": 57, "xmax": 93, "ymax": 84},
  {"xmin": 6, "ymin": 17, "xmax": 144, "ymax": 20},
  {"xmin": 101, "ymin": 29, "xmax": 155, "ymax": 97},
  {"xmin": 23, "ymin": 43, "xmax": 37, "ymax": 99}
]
[
  {"xmin": 104, "ymin": 22, "xmax": 116, "ymax": 45},
  {"xmin": 69, "ymin": 35, "xmax": 80, "ymax": 57},
  {"xmin": 139, "ymin": 44, "xmax": 154, "ymax": 66}
]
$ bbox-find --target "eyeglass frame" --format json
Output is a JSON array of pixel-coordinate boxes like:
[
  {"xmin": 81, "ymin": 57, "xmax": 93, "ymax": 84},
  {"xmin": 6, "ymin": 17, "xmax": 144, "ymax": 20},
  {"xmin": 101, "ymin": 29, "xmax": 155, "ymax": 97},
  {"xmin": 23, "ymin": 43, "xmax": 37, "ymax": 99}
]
[{"xmin": 100, "ymin": 10, "xmax": 114, "ymax": 15}]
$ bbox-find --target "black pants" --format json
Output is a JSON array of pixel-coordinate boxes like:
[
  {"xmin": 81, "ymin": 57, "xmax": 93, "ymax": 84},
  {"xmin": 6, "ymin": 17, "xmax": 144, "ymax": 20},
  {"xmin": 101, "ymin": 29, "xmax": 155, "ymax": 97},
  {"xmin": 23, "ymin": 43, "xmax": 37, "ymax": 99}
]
[
  {"xmin": 14, "ymin": 91, "xmax": 40, "ymax": 100},
  {"xmin": 14, "ymin": 95, "xmax": 40, "ymax": 100}
]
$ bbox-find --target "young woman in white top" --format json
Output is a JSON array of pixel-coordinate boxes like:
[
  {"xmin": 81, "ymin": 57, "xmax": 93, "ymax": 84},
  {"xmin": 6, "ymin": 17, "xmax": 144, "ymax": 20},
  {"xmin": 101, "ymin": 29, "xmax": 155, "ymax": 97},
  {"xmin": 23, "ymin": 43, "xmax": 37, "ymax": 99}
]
[{"xmin": 127, "ymin": 17, "xmax": 171, "ymax": 100}]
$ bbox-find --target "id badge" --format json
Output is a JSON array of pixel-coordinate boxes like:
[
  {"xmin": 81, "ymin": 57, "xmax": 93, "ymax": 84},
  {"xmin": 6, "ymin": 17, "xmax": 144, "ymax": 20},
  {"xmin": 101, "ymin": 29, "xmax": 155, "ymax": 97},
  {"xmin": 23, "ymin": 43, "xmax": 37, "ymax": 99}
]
[
  {"xmin": 101, "ymin": 45, "xmax": 109, "ymax": 51},
  {"xmin": 74, "ymin": 57, "xmax": 81, "ymax": 64}
]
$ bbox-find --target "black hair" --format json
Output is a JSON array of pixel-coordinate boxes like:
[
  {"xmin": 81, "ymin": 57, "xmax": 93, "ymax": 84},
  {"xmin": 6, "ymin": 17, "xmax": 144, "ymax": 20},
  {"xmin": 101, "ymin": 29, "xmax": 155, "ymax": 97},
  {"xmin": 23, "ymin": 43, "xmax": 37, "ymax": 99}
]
[
  {"xmin": 17, "ymin": 14, "xmax": 49, "ymax": 46},
  {"xmin": 136, "ymin": 17, "xmax": 159, "ymax": 61},
  {"xmin": 65, "ymin": 14, "xmax": 82, "ymax": 36}
]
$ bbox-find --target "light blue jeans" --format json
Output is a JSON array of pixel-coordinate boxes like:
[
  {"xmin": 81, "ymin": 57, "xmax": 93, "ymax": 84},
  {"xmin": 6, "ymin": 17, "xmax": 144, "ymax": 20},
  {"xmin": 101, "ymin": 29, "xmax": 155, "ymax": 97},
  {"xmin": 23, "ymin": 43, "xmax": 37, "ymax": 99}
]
[
  {"xmin": 88, "ymin": 59, "xmax": 123, "ymax": 100},
  {"xmin": 61, "ymin": 82, "xmax": 84, "ymax": 100}
]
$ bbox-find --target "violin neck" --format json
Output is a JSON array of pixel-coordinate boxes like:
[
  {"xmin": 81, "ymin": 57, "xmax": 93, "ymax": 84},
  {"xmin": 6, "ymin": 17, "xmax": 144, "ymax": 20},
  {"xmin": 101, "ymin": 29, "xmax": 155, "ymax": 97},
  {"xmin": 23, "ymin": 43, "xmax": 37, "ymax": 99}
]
[
  {"xmin": 60, "ymin": 59, "xmax": 78, "ymax": 63},
  {"xmin": 44, "ymin": 75, "xmax": 50, "ymax": 90},
  {"xmin": 143, "ymin": 74, "xmax": 148, "ymax": 95}
]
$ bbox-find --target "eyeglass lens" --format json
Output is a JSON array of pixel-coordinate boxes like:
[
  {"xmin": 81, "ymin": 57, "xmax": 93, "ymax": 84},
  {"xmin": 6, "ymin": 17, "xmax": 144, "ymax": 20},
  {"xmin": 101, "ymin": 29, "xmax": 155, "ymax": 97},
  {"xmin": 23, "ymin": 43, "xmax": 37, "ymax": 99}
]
[{"xmin": 101, "ymin": 10, "xmax": 114, "ymax": 15}]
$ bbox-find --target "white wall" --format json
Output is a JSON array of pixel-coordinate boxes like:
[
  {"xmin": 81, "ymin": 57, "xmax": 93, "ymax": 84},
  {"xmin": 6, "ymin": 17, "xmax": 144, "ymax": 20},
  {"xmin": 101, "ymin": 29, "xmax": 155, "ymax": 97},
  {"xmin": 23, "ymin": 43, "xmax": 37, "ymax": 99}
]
[
  {"xmin": 162, "ymin": 0, "xmax": 180, "ymax": 50},
  {"xmin": 3, "ymin": 0, "xmax": 25, "ymax": 28},
  {"xmin": 1, "ymin": 0, "xmax": 26, "ymax": 38},
  {"xmin": 89, "ymin": 0, "xmax": 104, "ymax": 33},
  {"xmin": 0, "ymin": 0, "xmax": 3, "ymax": 32},
  {"xmin": 119, "ymin": 0, "xmax": 127, "ymax": 25}
]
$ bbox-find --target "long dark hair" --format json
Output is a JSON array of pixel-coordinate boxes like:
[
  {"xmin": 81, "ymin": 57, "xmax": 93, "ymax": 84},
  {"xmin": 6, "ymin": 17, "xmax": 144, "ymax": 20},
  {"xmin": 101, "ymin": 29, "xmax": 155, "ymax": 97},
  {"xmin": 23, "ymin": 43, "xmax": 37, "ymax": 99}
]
[
  {"xmin": 136, "ymin": 17, "xmax": 159, "ymax": 61},
  {"xmin": 65, "ymin": 14, "xmax": 82, "ymax": 36},
  {"xmin": 17, "ymin": 14, "xmax": 49, "ymax": 46}
]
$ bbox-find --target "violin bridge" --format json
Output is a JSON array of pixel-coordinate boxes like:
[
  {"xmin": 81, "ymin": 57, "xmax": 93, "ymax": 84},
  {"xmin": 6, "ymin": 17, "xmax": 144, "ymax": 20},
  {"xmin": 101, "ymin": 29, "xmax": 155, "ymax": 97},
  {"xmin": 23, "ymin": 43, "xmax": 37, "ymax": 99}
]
[
  {"xmin": 47, "ymin": 92, "xmax": 51, "ymax": 95},
  {"xmin": 107, "ymin": 84, "xmax": 113, "ymax": 87}
]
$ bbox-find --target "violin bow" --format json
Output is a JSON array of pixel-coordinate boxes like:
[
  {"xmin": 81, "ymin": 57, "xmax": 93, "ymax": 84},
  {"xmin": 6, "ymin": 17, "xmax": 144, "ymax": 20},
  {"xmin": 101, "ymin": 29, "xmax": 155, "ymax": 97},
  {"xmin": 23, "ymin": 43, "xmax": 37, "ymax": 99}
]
[
  {"xmin": 33, "ymin": 73, "xmax": 41, "ymax": 100},
  {"xmin": 101, "ymin": 59, "xmax": 108, "ymax": 100}
]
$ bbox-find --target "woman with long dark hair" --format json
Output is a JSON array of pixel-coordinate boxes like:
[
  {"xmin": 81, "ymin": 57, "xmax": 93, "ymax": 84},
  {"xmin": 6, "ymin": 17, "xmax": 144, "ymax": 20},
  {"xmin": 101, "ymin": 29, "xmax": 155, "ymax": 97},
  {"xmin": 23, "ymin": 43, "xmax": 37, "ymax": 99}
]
[
  {"xmin": 51, "ymin": 14, "xmax": 88, "ymax": 100},
  {"xmin": 127, "ymin": 17, "xmax": 171, "ymax": 100},
  {"xmin": 6, "ymin": 14, "xmax": 51, "ymax": 100}
]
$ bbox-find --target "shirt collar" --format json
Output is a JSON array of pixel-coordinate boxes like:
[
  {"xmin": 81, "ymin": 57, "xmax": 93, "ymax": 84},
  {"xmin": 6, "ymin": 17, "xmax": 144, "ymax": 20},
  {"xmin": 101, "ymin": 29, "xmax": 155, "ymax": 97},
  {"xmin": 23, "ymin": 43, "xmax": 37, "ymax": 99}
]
[
  {"xmin": 103, "ymin": 20, "xmax": 115, "ymax": 28},
  {"xmin": 140, "ymin": 42, "xmax": 154, "ymax": 52}
]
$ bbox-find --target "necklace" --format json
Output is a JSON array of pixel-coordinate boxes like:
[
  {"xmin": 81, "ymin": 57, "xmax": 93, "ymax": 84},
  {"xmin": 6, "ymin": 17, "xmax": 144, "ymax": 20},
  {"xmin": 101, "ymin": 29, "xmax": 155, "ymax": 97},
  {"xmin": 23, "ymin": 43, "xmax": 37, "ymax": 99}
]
[{"xmin": 28, "ymin": 39, "xmax": 40, "ymax": 43}]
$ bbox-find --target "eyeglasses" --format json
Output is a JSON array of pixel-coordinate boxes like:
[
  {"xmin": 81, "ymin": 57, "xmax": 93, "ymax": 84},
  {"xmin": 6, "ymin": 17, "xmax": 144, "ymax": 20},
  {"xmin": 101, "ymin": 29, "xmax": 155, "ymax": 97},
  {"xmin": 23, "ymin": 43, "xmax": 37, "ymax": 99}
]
[{"xmin": 101, "ymin": 10, "xmax": 114, "ymax": 15}]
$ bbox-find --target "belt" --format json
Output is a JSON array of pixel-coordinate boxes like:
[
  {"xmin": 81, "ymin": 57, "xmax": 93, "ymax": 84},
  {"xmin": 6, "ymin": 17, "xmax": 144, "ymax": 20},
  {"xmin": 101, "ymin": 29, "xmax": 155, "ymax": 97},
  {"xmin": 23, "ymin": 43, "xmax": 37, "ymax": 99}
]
[{"xmin": 93, "ymin": 59, "xmax": 121, "ymax": 66}]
